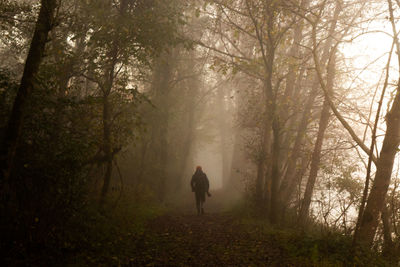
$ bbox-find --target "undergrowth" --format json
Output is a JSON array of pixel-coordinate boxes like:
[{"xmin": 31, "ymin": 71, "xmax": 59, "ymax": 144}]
[
  {"xmin": 229, "ymin": 199, "xmax": 390, "ymax": 267},
  {"xmin": 63, "ymin": 197, "xmax": 166, "ymax": 266},
  {"xmin": 1, "ymin": 192, "xmax": 167, "ymax": 266}
]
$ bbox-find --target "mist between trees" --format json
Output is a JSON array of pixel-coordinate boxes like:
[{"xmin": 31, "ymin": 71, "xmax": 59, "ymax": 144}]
[{"xmin": 2, "ymin": 0, "xmax": 400, "ymax": 265}]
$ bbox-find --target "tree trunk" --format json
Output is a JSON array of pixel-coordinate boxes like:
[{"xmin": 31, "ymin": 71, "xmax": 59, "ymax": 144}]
[
  {"xmin": 99, "ymin": 0, "xmax": 133, "ymax": 206},
  {"xmin": 352, "ymin": 36, "xmax": 394, "ymax": 248},
  {"xmin": 99, "ymin": 94, "xmax": 113, "ymax": 207},
  {"xmin": 99, "ymin": 37, "xmax": 119, "ymax": 207},
  {"xmin": 278, "ymin": 0, "xmax": 309, "ymax": 167},
  {"xmin": 269, "ymin": 117, "xmax": 281, "ymax": 223},
  {"xmin": 382, "ymin": 203, "xmax": 393, "ymax": 257},
  {"xmin": 355, "ymin": 0, "xmax": 400, "ymax": 247},
  {"xmin": 255, "ymin": 148, "xmax": 265, "ymax": 205},
  {"xmin": 255, "ymin": 121, "xmax": 271, "ymax": 206},
  {"xmin": 150, "ymin": 52, "xmax": 174, "ymax": 201},
  {"xmin": 297, "ymin": 98, "xmax": 330, "ymax": 225},
  {"xmin": 278, "ymin": 2, "xmax": 340, "ymax": 219},
  {"xmin": 0, "ymin": 0, "xmax": 57, "ymax": 184},
  {"xmin": 178, "ymin": 113, "xmax": 195, "ymax": 192},
  {"xmin": 134, "ymin": 140, "xmax": 149, "ymax": 199},
  {"xmin": 281, "ymin": 150, "xmax": 310, "ymax": 219},
  {"xmin": 278, "ymin": 78, "xmax": 319, "ymax": 212},
  {"xmin": 279, "ymin": 0, "xmax": 309, "ymax": 150},
  {"xmin": 263, "ymin": 38, "xmax": 278, "ymax": 221},
  {"xmin": 356, "ymin": 89, "xmax": 400, "ymax": 247},
  {"xmin": 159, "ymin": 119, "xmax": 168, "ymax": 201},
  {"xmin": 216, "ymin": 86, "xmax": 231, "ymax": 189},
  {"xmin": 229, "ymin": 132, "xmax": 245, "ymax": 191},
  {"xmin": 298, "ymin": 52, "xmax": 336, "ymax": 225},
  {"xmin": 178, "ymin": 69, "xmax": 199, "ymax": 193}
]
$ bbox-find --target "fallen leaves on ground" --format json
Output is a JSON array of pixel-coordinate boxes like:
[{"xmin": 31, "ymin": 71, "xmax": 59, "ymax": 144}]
[{"xmin": 128, "ymin": 213, "xmax": 283, "ymax": 267}]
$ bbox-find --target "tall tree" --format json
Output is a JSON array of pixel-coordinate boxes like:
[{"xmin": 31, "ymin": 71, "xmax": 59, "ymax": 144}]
[
  {"xmin": 76, "ymin": 0, "xmax": 183, "ymax": 206},
  {"xmin": 278, "ymin": 0, "xmax": 341, "ymax": 220},
  {"xmin": 0, "ymin": 0, "xmax": 57, "ymax": 186},
  {"xmin": 355, "ymin": 0, "xmax": 400, "ymax": 248},
  {"xmin": 298, "ymin": 52, "xmax": 337, "ymax": 225}
]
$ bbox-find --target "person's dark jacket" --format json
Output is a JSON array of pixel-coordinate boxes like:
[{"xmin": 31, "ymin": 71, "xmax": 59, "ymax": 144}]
[{"xmin": 191, "ymin": 170, "xmax": 209, "ymax": 193}]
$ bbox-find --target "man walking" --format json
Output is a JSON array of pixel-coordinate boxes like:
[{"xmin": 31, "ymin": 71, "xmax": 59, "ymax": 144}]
[{"xmin": 190, "ymin": 166, "xmax": 211, "ymax": 215}]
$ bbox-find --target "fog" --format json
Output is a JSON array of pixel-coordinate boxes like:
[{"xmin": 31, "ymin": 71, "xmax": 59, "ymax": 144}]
[
  {"xmin": 3, "ymin": 0, "xmax": 400, "ymax": 265},
  {"xmin": 194, "ymin": 144, "xmax": 224, "ymax": 189}
]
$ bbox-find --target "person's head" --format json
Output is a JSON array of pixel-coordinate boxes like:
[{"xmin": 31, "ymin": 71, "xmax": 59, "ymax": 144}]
[{"xmin": 196, "ymin": 166, "xmax": 202, "ymax": 172}]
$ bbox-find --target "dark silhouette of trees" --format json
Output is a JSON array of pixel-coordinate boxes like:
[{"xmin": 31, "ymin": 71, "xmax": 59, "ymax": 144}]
[
  {"xmin": 3, "ymin": 0, "xmax": 400, "ymax": 263},
  {"xmin": 0, "ymin": 0, "xmax": 57, "ymax": 189}
]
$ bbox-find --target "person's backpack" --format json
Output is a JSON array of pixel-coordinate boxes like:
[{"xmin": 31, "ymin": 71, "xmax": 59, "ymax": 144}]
[{"xmin": 194, "ymin": 172, "xmax": 207, "ymax": 191}]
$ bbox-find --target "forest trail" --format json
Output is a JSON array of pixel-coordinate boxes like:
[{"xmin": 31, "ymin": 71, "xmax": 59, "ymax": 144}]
[
  {"xmin": 129, "ymin": 212, "xmax": 284, "ymax": 266},
  {"xmin": 127, "ymin": 190, "xmax": 290, "ymax": 266},
  {"xmin": 72, "ymin": 191, "xmax": 378, "ymax": 267}
]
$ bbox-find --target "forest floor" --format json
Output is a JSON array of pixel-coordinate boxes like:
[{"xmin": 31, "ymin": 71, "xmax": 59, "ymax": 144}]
[
  {"xmin": 128, "ymin": 212, "xmax": 287, "ymax": 266},
  {"xmin": 67, "ymin": 190, "xmax": 387, "ymax": 267},
  {"xmin": 127, "ymin": 190, "xmax": 284, "ymax": 266}
]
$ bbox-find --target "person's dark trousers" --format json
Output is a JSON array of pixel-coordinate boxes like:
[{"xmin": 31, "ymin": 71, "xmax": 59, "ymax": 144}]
[{"xmin": 195, "ymin": 190, "xmax": 206, "ymax": 214}]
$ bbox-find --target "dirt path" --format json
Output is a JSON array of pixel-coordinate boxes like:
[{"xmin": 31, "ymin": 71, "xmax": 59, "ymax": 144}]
[
  {"xmin": 129, "ymin": 212, "xmax": 285, "ymax": 266},
  {"xmin": 68, "ymin": 191, "xmax": 374, "ymax": 266}
]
